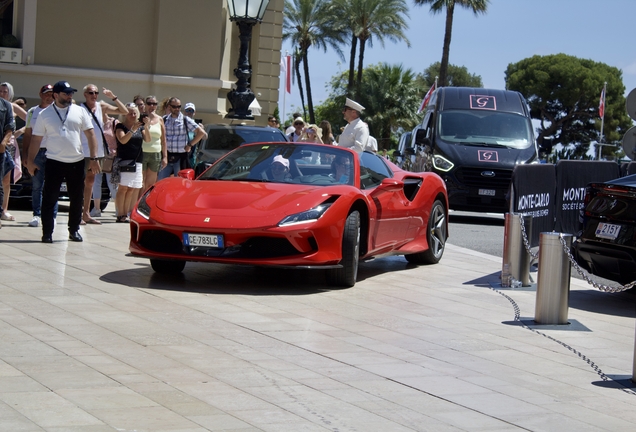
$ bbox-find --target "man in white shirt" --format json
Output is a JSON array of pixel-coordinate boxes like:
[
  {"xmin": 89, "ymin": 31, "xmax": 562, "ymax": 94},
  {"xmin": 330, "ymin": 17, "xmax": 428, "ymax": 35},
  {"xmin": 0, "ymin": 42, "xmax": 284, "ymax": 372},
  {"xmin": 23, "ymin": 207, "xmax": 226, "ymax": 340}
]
[
  {"xmin": 26, "ymin": 81, "xmax": 100, "ymax": 243},
  {"xmin": 337, "ymin": 98, "xmax": 369, "ymax": 153},
  {"xmin": 80, "ymin": 83, "xmax": 128, "ymax": 223}
]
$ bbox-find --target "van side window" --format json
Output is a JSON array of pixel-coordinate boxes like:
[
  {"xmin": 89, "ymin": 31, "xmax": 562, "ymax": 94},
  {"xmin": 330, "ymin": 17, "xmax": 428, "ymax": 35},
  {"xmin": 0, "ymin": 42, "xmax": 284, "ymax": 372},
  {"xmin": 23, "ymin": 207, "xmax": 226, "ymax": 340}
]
[{"xmin": 359, "ymin": 152, "xmax": 392, "ymax": 189}]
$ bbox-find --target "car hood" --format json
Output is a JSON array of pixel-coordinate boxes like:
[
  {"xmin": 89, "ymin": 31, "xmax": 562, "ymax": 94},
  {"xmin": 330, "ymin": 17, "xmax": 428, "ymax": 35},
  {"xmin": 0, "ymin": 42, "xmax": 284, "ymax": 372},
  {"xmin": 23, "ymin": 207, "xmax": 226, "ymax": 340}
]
[{"xmin": 152, "ymin": 178, "xmax": 336, "ymax": 227}]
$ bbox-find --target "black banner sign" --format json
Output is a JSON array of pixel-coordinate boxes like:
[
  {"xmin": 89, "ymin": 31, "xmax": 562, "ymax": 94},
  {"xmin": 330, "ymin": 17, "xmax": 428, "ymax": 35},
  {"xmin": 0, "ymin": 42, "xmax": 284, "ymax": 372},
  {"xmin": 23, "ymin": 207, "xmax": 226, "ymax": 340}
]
[
  {"xmin": 554, "ymin": 160, "xmax": 619, "ymax": 235},
  {"xmin": 511, "ymin": 164, "xmax": 556, "ymax": 246}
]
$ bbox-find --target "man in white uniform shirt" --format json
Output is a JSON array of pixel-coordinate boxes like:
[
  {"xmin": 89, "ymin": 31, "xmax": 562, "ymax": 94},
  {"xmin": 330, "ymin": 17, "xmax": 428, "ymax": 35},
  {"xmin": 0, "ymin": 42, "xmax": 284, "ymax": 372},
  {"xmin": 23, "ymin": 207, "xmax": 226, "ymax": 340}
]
[
  {"xmin": 338, "ymin": 98, "xmax": 369, "ymax": 153},
  {"xmin": 26, "ymin": 81, "xmax": 100, "ymax": 243}
]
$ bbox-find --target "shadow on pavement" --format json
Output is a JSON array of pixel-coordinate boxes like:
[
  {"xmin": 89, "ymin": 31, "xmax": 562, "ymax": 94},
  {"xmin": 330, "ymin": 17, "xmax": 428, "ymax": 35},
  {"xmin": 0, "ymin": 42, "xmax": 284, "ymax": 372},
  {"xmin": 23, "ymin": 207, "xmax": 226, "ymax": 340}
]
[{"xmin": 99, "ymin": 255, "xmax": 416, "ymax": 295}]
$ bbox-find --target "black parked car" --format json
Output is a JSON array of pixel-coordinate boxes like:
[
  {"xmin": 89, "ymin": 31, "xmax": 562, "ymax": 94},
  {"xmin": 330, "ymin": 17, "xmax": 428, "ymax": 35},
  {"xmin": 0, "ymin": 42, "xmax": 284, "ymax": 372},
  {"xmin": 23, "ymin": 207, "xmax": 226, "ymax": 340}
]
[
  {"xmin": 572, "ymin": 174, "xmax": 636, "ymax": 284},
  {"xmin": 11, "ymin": 169, "xmax": 111, "ymax": 211},
  {"xmin": 194, "ymin": 124, "xmax": 288, "ymax": 175}
]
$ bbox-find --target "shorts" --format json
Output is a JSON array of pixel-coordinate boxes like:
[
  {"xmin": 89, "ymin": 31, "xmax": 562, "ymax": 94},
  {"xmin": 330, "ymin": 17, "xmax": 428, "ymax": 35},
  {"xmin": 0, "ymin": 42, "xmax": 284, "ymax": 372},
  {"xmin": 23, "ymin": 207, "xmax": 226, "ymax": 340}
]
[
  {"xmin": 2, "ymin": 150, "xmax": 15, "ymax": 178},
  {"xmin": 142, "ymin": 151, "xmax": 162, "ymax": 173},
  {"xmin": 119, "ymin": 163, "xmax": 143, "ymax": 188},
  {"xmin": 84, "ymin": 156, "xmax": 104, "ymax": 174}
]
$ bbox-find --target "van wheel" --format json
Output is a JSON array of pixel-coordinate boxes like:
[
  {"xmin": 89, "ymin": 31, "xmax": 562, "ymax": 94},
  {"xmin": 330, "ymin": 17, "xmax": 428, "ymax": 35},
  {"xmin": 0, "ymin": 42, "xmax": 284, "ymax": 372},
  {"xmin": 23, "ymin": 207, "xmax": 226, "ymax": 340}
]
[{"xmin": 406, "ymin": 200, "xmax": 446, "ymax": 264}]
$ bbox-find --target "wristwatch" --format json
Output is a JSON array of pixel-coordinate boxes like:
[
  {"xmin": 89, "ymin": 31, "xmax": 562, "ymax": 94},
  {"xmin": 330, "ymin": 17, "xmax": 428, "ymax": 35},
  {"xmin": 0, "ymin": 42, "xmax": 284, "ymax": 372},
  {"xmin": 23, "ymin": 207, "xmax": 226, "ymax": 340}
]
[{"xmin": 90, "ymin": 157, "xmax": 98, "ymax": 161}]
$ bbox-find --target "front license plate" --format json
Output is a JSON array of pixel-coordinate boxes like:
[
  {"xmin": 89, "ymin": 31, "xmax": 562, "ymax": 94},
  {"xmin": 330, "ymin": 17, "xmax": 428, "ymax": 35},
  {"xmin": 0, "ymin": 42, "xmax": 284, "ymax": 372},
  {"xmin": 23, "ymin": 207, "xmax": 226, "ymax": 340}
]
[
  {"xmin": 595, "ymin": 222, "xmax": 621, "ymax": 240},
  {"xmin": 478, "ymin": 189, "xmax": 496, "ymax": 196},
  {"xmin": 184, "ymin": 233, "xmax": 224, "ymax": 248},
  {"xmin": 60, "ymin": 182, "xmax": 67, "ymax": 193}
]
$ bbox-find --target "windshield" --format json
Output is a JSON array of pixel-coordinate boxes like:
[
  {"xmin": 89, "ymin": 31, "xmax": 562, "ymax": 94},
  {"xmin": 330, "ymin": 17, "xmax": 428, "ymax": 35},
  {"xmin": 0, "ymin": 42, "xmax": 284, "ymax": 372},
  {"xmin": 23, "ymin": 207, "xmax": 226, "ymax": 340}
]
[
  {"xmin": 438, "ymin": 110, "xmax": 533, "ymax": 149},
  {"xmin": 203, "ymin": 127, "xmax": 287, "ymax": 151},
  {"xmin": 199, "ymin": 143, "xmax": 355, "ymax": 186}
]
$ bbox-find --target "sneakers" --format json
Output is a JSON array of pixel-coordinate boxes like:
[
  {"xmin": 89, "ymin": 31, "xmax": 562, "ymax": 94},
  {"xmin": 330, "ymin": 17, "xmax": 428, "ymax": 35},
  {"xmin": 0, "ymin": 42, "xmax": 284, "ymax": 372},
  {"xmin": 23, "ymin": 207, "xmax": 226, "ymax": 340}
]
[
  {"xmin": 29, "ymin": 216, "xmax": 41, "ymax": 227},
  {"xmin": 89, "ymin": 208, "xmax": 101, "ymax": 218}
]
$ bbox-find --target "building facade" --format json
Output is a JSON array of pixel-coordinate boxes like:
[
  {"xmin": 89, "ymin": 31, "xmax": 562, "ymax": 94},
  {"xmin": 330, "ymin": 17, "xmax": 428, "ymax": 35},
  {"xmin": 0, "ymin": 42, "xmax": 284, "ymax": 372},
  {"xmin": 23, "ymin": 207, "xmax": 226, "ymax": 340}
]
[{"xmin": 0, "ymin": 0, "xmax": 283, "ymax": 125}]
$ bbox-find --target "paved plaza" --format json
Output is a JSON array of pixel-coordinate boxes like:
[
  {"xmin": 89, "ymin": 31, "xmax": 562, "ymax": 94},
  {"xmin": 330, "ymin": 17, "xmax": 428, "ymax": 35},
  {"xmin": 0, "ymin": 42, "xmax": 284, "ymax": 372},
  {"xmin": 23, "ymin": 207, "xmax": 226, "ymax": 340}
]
[{"xmin": 0, "ymin": 205, "xmax": 635, "ymax": 431}]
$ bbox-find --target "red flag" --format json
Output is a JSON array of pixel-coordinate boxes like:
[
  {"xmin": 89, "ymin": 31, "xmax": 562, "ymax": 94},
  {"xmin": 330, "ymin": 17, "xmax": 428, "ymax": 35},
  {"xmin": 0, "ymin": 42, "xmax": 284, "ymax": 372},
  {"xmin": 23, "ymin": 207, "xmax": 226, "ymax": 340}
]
[
  {"xmin": 418, "ymin": 82, "xmax": 436, "ymax": 113},
  {"xmin": 599, "ymin": 86, "xmax": 605, "ymax": 118},
  {"xmin": 285, "ymin": 55, "xmax": 291, "ymax": 94}
]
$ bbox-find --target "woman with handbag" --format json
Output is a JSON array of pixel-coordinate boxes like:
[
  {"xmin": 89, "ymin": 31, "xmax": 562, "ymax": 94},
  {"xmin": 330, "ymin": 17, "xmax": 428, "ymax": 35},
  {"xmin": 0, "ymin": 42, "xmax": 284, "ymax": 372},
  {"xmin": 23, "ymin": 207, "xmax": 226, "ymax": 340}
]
[{"xmin": 114, "ymin": 103, "xmax": 150, "ymax": 223}]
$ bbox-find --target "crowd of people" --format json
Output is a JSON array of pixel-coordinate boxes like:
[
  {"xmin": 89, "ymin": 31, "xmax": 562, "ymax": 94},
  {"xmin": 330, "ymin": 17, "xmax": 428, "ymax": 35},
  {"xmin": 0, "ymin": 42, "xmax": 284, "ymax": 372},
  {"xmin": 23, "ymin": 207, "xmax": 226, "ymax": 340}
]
[
  {"xmin": 0, "ymin": 84, "xmax": 378, "ymax": 242},
  {"xmin": 267, "ymin": 97, "xmax": 377, "ymax": 154},
  {"xmin": 0, "ymin": 80, "xmax": 207, "ymax": 242}
]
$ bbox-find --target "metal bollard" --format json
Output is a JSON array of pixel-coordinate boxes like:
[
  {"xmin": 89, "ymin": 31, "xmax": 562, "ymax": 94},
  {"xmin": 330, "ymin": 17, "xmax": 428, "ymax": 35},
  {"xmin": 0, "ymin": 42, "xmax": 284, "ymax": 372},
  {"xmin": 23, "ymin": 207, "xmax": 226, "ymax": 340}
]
[
  {"xmin": 535, "ymin": 232, "xmax": 573, "ymax": 325},
  {"xmin": 502, "ymin": 213, "xmax": 533, "ymax": 286}
]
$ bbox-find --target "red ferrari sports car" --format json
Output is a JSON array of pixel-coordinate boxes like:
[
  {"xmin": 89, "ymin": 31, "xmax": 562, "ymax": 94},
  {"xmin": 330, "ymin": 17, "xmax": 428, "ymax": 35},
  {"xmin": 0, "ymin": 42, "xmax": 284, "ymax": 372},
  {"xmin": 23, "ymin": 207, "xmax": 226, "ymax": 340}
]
[{"xmin": 129, "ymin": 142, "xmax": 448, "ymax": 287}]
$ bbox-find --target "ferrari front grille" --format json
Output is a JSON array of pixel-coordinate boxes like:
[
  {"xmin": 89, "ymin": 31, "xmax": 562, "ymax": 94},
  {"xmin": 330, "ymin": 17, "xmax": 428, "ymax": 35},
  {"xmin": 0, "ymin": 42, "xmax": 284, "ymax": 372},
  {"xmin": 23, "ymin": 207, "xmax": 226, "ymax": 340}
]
[
  {"xmin": 240, "ymin": 237, "xmax": 301, "ymax": 258},
  {"xmin": 139, "ymin": 230, "xmax": 183, "ymax": 254}
]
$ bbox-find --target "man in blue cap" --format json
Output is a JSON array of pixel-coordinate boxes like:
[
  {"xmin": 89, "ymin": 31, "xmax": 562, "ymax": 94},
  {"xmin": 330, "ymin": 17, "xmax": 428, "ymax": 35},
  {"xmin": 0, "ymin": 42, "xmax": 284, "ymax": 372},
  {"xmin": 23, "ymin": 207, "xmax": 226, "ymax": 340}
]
[{"xmin": 26, "ymin": 81, "xmax": 100, "ymax": 243}]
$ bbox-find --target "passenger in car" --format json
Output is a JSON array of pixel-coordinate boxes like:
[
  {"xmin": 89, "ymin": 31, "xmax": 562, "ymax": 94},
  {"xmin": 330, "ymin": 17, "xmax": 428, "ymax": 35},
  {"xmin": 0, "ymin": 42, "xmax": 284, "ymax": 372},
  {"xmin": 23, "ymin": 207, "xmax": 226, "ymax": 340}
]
[{"xmin": 270, "ymin": 155, "xmax": 291, "ymax": 182}]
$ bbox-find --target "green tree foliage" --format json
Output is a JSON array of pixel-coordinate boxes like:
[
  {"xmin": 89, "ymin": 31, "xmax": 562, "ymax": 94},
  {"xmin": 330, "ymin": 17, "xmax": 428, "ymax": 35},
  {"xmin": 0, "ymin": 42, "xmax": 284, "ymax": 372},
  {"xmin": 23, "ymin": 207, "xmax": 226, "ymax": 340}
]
[
  {"xmin": 414, "ymin": 0, "xmax": 489, "ymax": 87},
  {"xmin": 506, "ymin": 53, "xmax": 632, "ymax": 159},
  {"xmin": 314, "ymin": 63, "xmax": 423, "ymax": 149},
  {"xmin": 417, "ymin": 62, "xmax": 483, "ymax": 88},
  {"xmin": 283, "ymin": 0, "xmax": 346, "ymax": 124},
  {"xmin": 331, "ymin": 0, "xmax": 410, "ymax": 96}
]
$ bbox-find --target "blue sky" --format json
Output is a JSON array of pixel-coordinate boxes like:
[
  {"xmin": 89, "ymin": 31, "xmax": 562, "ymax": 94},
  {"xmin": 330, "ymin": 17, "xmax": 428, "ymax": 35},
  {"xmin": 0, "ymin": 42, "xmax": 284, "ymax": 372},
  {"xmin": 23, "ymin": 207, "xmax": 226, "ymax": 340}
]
[{"xmin": 277, "ymin": 0, "xmax": 636, "ymax": 120}]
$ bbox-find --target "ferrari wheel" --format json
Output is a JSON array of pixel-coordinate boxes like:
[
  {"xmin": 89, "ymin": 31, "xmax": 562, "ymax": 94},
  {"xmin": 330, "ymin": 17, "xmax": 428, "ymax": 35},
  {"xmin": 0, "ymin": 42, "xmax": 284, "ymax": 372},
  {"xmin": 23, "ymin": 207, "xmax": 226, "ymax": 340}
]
[
  {"xmin": 150, "ymin": 259, "xmax": 186, "ymax": 274},
  {"xmin": 406, "ymin": 199, "xmax": 446, "ymax": 265},
  {"xmin": 326, "ymin": 210, "xmax": 360, "ymax": 288}
]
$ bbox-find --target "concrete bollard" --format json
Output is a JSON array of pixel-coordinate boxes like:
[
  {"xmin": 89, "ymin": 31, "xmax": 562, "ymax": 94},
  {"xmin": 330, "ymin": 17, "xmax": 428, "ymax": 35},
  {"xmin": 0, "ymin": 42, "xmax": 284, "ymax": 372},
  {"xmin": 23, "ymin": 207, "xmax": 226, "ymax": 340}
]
[
  {"xmin": 502, "ymin": 213, "xmax": 533, "ymax": 287},
  {"xmin": 535, "ymin": 232, "xmax": 573, "ymax": 325}
]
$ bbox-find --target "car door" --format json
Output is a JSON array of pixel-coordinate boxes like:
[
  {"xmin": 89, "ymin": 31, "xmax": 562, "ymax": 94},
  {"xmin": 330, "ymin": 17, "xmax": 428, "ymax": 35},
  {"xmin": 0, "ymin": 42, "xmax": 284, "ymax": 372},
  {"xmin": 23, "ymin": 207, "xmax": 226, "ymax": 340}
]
[{"xmin": 360, "ymin": 152, "xmax": 411, "ymax": 250}]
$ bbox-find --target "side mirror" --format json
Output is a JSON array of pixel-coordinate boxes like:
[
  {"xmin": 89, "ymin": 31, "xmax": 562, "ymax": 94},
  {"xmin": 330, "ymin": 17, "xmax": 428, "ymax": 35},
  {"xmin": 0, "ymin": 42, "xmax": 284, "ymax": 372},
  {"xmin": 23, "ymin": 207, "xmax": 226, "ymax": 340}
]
[
  {"xmin": 178, "ymin": 169, "xmax": 195, "ymax": 180},
  {"xmin": 414, "ymin": 129, "xmax": 431, "ymax": 147}
]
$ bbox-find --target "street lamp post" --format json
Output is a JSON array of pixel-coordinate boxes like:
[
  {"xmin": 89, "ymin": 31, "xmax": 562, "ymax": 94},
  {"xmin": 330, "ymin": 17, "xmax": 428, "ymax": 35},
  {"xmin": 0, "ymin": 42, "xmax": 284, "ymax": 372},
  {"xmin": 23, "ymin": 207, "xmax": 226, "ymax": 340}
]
[{"xmin": 225, "ymin": 0, "xmax": 270, "ymax": 120}]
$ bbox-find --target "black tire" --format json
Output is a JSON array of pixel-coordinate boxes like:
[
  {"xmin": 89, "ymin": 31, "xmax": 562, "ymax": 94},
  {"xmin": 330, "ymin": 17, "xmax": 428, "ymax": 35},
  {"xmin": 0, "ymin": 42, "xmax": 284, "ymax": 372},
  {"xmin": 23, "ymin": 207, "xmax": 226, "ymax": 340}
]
[
  {"xmin": 326, "ymin": 211, "xmax": 360, "ymax": 288},
  {"xmin": 150, "ymin": 259, "xmax": 186, "ymax": 274},
  {"xmin": 406, "ymin": 199, "xmax": 447, "ymax": 265}
]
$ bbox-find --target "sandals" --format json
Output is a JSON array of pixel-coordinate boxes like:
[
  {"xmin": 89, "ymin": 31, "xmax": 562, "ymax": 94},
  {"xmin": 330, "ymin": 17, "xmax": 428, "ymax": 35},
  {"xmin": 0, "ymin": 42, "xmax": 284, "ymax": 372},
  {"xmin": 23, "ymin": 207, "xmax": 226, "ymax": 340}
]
[
  {"xmin": 1, "ymin": 212, "xmax": 15, "ymax": 221},
  {"xmin": 116, "ymin": 215, "xmax": 130, "ymax": 223}
]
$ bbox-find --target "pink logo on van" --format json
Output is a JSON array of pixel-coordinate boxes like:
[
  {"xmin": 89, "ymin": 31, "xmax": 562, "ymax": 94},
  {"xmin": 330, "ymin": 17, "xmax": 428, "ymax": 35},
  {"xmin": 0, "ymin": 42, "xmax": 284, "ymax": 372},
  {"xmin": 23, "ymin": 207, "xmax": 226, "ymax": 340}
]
[
  {"xmin": 470, "ymin": 95, "xmax": 496, "ymax": 110},
  {"xmin": 479, "ymin": 150, "xmax": 498, "ymax": 162}
]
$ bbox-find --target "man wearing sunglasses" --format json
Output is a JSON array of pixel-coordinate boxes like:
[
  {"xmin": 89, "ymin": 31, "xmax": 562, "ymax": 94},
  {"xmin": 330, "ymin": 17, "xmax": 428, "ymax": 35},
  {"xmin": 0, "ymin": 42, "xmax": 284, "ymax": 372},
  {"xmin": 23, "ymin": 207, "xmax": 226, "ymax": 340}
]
[
  {"xmin": 158, "ymin": 97, "xmax": 206, "ymax": 180},
  {"xmin": 80, "ymin": 84, "xmax": 128, "ymax": 223},
  {"xmin": 337, "ymin": 98, "xmax": 369, "ymax": 153}
]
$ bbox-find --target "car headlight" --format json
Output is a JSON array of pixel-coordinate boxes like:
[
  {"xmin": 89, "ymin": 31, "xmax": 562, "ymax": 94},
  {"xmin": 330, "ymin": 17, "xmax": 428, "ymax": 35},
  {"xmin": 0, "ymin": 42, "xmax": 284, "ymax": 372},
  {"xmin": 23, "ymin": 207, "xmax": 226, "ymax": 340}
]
[
  {"xmin": 433, "ymin": 154, "xmax": 454, "ymax": 172},
  {"xmin": 137, "ymin": 188, "xmax": 153, "ymax": 220},
  {"xmin": 279, "ymin": 203, "xmax": 333, "ymax": 226}
]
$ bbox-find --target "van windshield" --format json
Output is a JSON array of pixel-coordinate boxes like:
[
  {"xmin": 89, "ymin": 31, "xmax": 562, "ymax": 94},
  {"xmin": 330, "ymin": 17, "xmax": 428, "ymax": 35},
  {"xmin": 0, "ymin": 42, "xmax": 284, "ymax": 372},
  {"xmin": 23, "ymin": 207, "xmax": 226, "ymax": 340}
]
[{"xmin": 438, "ymin": 110, "xmax": 533, "ymax": 149}]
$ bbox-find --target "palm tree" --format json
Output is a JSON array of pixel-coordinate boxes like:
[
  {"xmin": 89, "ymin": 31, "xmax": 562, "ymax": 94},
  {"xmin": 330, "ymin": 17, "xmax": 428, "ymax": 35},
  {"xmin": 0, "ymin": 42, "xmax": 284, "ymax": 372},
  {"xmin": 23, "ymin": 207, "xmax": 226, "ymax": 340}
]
[
  {"xmin": 414, "ymin": 0, "xmax": 489, "ymax": 87},
  {"xmin": 360, "ymin": 63, "xmax": 421, "ymax": 145},
  {"xmin": 292, "ymin": 48, "xmax": 306, "ymax": 119},
  {"xmin": 333, "ymin": 0, "xmax": 410, "ymax": 96},
  {"xmin": 283, "ymin": 0, "xmax": 345, "ymax": 124}
]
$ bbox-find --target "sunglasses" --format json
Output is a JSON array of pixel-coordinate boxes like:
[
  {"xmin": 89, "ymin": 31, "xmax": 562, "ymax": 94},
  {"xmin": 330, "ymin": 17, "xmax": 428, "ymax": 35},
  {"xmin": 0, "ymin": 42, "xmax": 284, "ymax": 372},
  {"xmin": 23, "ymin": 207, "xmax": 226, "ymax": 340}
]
[
  {"xmin": 185, "ymin": 109, "xmax": 194, "ymax": 113},
  {"xmin": 294, "ymin": 122, "xmax": 303, "ymax": 126},
  {"xmin": 171, "ymin": 105, "xmax": 182, "ymax": 109},
  {"xmin": 146, "ymin": 102, "xmax": 157, "ymax": 106},
  {"xmin": 86, "ymin": 91, "xmax": 99, "ymax": 95},
  {"xmin": 336, "ymin": 161, "xmax": 351, "ymax": 167}
]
